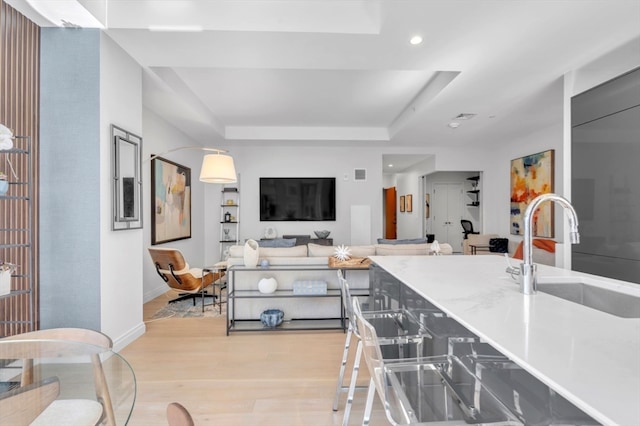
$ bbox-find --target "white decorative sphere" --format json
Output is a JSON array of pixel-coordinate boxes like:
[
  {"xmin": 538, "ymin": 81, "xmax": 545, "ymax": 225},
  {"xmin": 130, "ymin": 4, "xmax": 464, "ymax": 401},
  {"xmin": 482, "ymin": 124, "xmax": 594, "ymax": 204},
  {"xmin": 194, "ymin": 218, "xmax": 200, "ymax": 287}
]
[{"xmin": 258, "ymin": 277, "xmax": 278, "ymax": 294}]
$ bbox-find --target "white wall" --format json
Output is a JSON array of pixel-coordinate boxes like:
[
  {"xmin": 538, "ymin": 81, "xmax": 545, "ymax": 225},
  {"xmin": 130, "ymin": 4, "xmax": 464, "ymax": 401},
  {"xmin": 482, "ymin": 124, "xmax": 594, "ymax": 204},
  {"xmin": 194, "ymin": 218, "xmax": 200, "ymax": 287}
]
[
  {"xmin": 394, "ymin": 169, "xmax": 423, "ymax": 240},
  {"xmin": 33, "ymin": 22, "xmax": 638, "ymax": 349},
  {"xmin": 134, "ymin": 36, "xmax": 640, "ymax": 305},
  {"xmin": 138, "ymin": 141, "xmax": 456, "ymax": 302},
  {"xmin": 209, "ymin": 135, "xmax": 567, "ymax": 257},
  {"xmin": 137, "ymin": 33, "xmax": 634, "ymax": 305},
  {"xmin": 141, "ymin": 109, "xmax": 215, "ymax": 302},
  {"xmin": 228, "ymin": 146, "xmax": 384, "ymax": 246},
  {"xmin": 423, "ymin": 171, "xmax": 480, "ymax": 233},
  {"xmin": 568, "ymin": 37, "xmax": 640, "ymax": 97},
  {"xmin": 99, "ymin": 33, "xmax": 146, "ymax": 349}
]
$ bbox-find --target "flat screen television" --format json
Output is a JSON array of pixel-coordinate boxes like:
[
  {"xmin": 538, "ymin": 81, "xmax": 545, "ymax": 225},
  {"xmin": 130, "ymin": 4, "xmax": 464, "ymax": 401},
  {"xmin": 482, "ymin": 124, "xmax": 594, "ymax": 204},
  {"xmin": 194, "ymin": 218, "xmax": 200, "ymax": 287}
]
[{"xmin": 260, "ymin": 177, "xmax": 336, "ymax": 221}]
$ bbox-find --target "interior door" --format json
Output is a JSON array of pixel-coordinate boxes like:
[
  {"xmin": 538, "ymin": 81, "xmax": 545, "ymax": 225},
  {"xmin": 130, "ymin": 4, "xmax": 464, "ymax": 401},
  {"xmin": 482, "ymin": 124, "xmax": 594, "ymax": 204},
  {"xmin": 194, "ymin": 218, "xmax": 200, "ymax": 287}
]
[
  {"xmin": 384, "ymin": 187, "xmax": 397, "ymax": 239},
  {"xmin": 433, "ymin": 183, "xmax": 464, "ymax": 251}
]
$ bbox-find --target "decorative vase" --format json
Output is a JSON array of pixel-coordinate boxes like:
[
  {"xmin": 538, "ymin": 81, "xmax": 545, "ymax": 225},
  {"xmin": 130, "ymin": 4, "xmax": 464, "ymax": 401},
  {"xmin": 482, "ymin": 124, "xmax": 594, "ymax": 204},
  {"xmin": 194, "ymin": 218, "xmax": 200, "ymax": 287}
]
[
  {"xmin": 0, "ymin": 180, "xmax": 8, "ymax": 196},
  {"xmin": 243, "ymin": 239, "xmax": 259, "ymax": 267},
  {"xmin": 258, "ymin": 277, "xmax": 277, "ymax": 294},
  {"xmin": 260, "ymin": 309, "xmax": 284, "ymax": 327}
]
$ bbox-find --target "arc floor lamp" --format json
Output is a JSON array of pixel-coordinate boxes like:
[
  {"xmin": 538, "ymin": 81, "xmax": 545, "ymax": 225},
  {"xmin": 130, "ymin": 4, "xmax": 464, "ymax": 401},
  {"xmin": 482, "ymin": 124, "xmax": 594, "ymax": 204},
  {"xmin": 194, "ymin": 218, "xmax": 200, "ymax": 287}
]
[{"xmin": 148, "ymin": 146, "xmax": 237, "ymax": 184}]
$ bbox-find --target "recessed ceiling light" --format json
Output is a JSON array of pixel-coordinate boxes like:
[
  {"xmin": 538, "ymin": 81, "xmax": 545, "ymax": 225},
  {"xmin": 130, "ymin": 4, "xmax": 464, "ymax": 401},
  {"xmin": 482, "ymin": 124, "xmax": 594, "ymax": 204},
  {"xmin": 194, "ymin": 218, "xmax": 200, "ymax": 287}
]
[
  {"xmin": 388, "ymin": 164, "xmax": 394, "ymax": 168},
  {"xmin": 409, "ymin": 35, "xmax": 423, "ymax": 45},
  {"xmin": 448, "ymin": 122, "xmax": 460, "ymax": 129}
]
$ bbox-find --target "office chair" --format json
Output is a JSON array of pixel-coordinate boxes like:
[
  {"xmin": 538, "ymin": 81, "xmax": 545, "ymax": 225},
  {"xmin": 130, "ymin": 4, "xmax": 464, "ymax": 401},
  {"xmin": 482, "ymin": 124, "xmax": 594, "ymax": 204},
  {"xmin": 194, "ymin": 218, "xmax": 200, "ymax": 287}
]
[
  {"xmin": 461, "ymin": 219, "xmax": 479, "ymax": 239},
  {"xmin": 148, "ymin": 247, "xmax": 218, "ymax": 308}
]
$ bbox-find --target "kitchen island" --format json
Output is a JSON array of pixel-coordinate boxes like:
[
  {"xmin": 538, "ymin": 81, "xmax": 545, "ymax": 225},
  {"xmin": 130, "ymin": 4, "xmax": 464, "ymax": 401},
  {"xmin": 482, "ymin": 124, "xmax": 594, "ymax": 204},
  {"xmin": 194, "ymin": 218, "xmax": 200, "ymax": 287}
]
[{"xmin": 369, "ymin": 255, "xmax": 640, "ymax": 426}]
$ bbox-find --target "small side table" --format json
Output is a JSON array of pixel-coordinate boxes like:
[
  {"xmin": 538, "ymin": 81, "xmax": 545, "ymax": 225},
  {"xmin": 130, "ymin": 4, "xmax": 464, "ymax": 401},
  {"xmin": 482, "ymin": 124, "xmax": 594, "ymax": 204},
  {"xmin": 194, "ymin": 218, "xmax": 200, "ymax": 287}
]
[
  {"xmin": 469, "ymin": 244, "xmax": 491, "ymax": 255},
  {"xmin": 204, "ymin": 261, "xmax": 227, "ymax": 314}
]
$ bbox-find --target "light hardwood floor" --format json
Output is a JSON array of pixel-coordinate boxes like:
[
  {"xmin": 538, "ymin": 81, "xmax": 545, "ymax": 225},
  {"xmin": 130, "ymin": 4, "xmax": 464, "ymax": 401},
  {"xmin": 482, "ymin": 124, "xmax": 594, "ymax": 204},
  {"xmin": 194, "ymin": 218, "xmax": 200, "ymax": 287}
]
[{"xmin": 120, "ymin": 291, "xmax": 387, "ymax": 425}]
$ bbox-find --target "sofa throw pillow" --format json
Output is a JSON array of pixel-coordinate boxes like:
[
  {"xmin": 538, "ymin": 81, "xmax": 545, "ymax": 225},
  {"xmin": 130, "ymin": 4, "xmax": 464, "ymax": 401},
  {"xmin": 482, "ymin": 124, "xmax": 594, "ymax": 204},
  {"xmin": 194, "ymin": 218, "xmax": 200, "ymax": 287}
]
[
  {"xmin": 350, "ymin": 245, "xmax": 376, "ymax": 257},
  {"xmin": 377, "ymin": 238, "xmax": 429, "ymax": 245},
  {"xmin": 489, "ymin": 238, "xmax": 509, "ymax": 253},
  {"xmin": 259, "ymin": 245, "xmax": 308, "ymax": 257},
  {"xmin": 307, "ymin": 243, "xmax": 336, "ymax": 257},
  {"xmin": 375, "ymin": 243, "xmax": 429, "ymax": 256},
  {"xmin": 228, "ymin": 245, "xmax": 244, "ymax": 258},
  {"xmin": 258, "ymin": 238, "xmax": 296, "ymax": 248}
]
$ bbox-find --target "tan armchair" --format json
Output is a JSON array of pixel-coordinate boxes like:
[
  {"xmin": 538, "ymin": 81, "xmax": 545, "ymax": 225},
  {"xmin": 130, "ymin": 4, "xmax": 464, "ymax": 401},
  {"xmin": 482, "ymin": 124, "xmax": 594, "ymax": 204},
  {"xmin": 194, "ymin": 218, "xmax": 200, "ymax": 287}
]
[
  {"xmin": 148, "ymin": 247, "xmax": 219, "ymax": 307},
  {"xmin": 463, "ymin": 235, "xmax": 556, "ymax": 266},
  {"xmin": 462, "ymin": 234, "xmax": 500, "ymax": 255}
]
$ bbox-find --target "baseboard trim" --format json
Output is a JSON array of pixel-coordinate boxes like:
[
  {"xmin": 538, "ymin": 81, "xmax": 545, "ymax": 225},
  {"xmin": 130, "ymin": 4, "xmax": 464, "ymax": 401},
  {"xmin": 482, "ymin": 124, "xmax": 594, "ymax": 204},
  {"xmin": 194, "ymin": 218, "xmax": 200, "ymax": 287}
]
[
  {"xmin": 144, "ymin": 285, "xmax": 168, "ymax": 303},
  {"xmin": 112, "ymin": 322, "xmax": 146, "ymax": 352}
]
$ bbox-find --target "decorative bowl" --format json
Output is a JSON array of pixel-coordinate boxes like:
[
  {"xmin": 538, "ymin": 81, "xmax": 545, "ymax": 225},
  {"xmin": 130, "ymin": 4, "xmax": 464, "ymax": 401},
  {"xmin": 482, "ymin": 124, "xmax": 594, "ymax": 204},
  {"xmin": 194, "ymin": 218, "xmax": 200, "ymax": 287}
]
[
  {"xmin": 260, "ymin": 309, "xmax": 284, "ymax": 327},
  {"xmin": 314, "ymin": 230, "xmax": 330, "ymax": 239}
]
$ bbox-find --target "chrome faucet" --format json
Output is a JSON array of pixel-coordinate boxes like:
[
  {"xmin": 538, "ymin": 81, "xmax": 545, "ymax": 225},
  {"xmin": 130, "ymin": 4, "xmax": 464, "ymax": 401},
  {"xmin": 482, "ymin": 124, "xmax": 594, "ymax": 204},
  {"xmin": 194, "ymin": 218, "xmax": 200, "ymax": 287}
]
[{"xmin": 520, "ymin": 193, "xmax": 580, "ymax": 295}]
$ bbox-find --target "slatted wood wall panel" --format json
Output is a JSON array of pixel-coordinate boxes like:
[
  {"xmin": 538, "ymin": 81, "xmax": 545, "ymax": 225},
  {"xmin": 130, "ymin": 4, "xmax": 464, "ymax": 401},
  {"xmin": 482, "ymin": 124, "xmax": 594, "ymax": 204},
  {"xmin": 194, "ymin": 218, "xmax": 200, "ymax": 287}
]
[{"xmin": 0, "ymin": 0, "xmax": 40, "ymax": 336}]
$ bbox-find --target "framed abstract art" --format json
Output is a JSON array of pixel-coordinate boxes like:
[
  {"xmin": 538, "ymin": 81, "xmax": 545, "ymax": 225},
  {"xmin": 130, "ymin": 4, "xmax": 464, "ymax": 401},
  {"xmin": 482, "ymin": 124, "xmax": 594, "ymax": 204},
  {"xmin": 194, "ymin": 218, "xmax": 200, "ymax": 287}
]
[
  {"xmin": 510, "ymin": 149, "xmax": 555, "ymax": 237},
  {"xmin": 151, "ymin": 156, "xmax": 192, "ymax": 244}
]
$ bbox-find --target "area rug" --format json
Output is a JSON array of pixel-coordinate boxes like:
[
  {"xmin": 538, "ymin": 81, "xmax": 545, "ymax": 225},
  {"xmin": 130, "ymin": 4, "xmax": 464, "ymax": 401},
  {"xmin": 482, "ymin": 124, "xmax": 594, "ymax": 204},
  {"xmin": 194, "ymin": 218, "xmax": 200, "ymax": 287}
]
[{"xmin": 151, "ymin": 296, "xmax": 226, "ymax": 319}]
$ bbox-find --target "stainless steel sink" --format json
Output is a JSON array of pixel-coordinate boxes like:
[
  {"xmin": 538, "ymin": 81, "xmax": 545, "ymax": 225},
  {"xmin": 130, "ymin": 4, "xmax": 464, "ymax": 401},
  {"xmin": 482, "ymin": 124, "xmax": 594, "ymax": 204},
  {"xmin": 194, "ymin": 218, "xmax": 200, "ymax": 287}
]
[{"xmin": 536, "ymin": 279, "xmax": 640, "ymax": 318}]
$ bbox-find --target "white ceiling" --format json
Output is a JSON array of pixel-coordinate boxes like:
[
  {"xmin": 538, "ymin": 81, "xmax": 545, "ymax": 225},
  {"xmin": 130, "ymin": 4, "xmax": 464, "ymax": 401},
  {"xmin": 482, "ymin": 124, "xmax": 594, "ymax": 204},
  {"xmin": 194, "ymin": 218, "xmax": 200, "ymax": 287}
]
[{"xmin": 9, "ymin": 0, "xmax": 640, "ymax": 154}]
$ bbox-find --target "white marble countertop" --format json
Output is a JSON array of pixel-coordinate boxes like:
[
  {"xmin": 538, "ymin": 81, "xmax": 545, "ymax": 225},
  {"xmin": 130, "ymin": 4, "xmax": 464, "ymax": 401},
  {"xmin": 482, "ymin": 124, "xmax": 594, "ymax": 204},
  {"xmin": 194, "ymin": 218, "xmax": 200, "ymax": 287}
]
[{"xmin": 369, "ymin": 255, "xmax": 640, "ymax": 426}]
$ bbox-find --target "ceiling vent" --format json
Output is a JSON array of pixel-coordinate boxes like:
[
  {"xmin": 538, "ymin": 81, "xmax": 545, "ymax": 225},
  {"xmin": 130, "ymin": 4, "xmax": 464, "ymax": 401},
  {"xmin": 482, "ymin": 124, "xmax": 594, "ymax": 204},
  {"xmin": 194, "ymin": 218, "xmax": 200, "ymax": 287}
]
[
  {"xmin": 354, "ymin": 169, "xmax": 367, "ymax": 181},
  {"xmin": 453, "ymin": 113, "xmax": 477, "ymax": 120}
]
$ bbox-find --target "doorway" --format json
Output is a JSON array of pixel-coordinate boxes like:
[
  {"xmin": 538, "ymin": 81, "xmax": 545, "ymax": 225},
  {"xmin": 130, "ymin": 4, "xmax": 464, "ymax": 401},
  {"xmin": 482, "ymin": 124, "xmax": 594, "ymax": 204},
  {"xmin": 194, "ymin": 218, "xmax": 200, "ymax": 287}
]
[
  {"xmin": 432, "ymin": 183, "xmax": 464, "ymax": 252},
  {"xmin": 383, "ymin": 187, "xmax": 397, "ymax": 239}
]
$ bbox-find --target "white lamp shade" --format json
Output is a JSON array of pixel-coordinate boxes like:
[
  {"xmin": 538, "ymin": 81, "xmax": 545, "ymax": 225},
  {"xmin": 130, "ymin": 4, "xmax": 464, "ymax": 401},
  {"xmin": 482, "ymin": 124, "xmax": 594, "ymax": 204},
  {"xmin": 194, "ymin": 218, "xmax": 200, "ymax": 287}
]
[{"xmin": 199, "ymin": 154, "xmax": 237, "ymax": 183}]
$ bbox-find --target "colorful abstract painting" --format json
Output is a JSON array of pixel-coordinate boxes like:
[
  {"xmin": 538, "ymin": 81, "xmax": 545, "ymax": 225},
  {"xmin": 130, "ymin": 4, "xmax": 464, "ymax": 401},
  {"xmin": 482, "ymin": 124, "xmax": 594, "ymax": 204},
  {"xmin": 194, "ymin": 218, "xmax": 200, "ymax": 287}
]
[
  {"xmin": 151, "ymin": 157, "xmax": 192, "ymax": 244},
  {"xmin": 510, "ymin": 149, "xmax": 555, "ymax": 237}
]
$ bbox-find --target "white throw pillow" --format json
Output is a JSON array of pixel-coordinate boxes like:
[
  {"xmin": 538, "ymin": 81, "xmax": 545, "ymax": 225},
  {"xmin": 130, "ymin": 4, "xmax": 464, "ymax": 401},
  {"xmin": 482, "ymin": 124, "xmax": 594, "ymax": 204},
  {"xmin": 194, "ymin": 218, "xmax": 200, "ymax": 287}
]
[
  {"xmin": 307, "ymin": 243, "xmax": 336, "ymax": 257},
  {"xmin": 375, "ymin": 243, "xmax": 429, "ymax": 256},
  {"xmin": 259, "ymin": 245, "xmax": 308, "ymax": 257}
]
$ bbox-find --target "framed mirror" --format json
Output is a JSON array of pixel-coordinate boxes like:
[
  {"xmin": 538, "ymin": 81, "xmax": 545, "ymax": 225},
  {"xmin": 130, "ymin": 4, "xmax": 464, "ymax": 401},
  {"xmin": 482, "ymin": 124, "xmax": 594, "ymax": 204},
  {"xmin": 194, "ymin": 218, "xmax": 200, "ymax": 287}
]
[{"xmin": 112, "ymin": 124, "xmax": 143, "ymax": 230}]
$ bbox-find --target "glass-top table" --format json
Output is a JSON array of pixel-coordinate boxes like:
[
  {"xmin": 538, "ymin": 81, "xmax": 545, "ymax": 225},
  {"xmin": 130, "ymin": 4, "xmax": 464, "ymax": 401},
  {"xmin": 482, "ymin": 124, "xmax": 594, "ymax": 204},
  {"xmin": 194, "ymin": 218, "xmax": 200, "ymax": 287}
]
[{"xmin": 0, "ymin": 337, "xmax": 136, "ymax": 425}]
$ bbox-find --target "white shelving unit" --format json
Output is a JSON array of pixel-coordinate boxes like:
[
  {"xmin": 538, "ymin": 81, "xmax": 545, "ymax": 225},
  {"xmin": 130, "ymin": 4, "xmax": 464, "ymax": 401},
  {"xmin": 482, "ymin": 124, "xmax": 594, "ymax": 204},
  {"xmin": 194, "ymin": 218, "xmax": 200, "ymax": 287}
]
[{"xmin": 220, "ymin": 186, "xmax": 240, "ymax": 260}]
